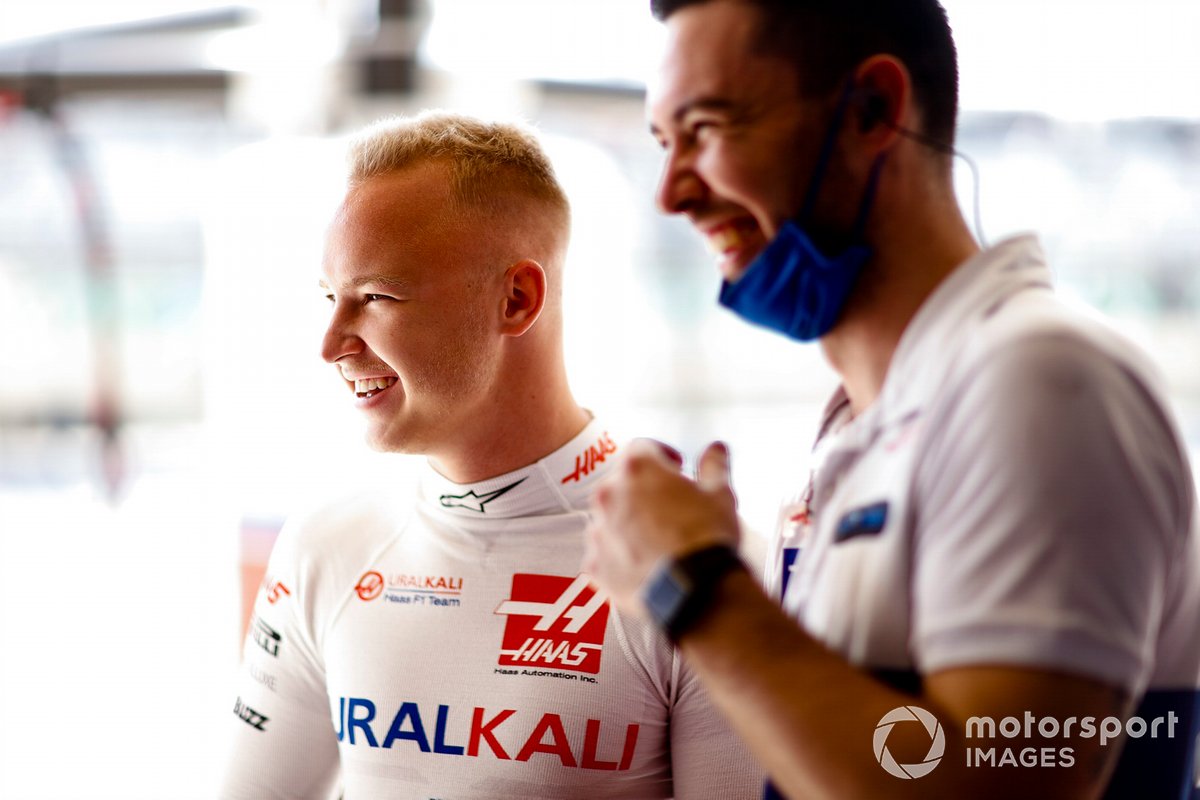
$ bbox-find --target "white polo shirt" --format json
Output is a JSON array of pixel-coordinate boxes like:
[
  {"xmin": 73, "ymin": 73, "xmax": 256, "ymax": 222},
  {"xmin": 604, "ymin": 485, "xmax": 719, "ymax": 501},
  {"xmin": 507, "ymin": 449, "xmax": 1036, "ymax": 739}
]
[
  {"xmin": 772, "ymin": 235, "xmax": 1200, "ymax": 796},
  {"xmin": 220, "ymin": 420, "xmax": 762, "ymax": 800}
]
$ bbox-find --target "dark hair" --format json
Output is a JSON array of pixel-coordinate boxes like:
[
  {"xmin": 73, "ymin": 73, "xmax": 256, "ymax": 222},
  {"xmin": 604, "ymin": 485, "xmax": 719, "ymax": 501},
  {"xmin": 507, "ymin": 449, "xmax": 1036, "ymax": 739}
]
[{"xmin": 650, "ymin": 0, "xmax": 959, "ymax": 146}]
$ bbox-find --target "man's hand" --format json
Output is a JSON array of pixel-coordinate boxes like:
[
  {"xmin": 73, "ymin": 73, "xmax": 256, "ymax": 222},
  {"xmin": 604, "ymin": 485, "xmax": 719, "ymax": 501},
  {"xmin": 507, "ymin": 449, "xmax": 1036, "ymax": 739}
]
[{"xmin": 584, "ymin": 440, "xmax": 740, "ymax": 615}]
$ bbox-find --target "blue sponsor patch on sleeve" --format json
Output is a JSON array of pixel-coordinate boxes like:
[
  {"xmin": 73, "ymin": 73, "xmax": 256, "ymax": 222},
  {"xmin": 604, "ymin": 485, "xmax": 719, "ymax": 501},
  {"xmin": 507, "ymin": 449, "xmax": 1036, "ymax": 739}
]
[{"xmin": 834, "ymin": 501, "xmax": 889, "ymax": 542}]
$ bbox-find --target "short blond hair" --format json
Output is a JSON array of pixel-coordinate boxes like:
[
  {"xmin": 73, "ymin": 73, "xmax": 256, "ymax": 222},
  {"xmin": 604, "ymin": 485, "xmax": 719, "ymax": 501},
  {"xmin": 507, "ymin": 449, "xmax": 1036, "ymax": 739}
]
[{"xmin": 347, "ymin": 110, "xmax": 570, "ymax": 229}]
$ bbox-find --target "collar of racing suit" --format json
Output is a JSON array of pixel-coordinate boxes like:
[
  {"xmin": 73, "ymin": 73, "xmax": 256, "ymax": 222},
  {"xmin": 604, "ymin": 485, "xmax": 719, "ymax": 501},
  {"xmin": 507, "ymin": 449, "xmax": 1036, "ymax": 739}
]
[{"xmin": 417, "ymin": 416, "xmax": 619, "ymax": 519}]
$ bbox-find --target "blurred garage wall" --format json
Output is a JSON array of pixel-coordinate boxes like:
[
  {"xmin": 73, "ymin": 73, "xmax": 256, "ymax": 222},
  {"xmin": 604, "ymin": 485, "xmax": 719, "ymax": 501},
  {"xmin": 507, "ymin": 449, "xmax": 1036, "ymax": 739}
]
[{"xmin": 1, "ymin": 2, "xmax": 1198, "ymax": 798}]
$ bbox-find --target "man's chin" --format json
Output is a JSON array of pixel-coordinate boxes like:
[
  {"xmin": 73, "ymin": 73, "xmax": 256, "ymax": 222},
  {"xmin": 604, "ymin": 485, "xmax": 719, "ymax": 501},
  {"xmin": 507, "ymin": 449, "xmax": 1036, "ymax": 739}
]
[
  {"xmin": 363, "ymin": 427, "xmax": 421, "ymax": 455},
  {"xmin": 718, "ymin": 250, "xmax": 760, "ymax": 283},
  {"xmin": 720, "ymin": 260, "xmax": 751, "ymax": 284}
]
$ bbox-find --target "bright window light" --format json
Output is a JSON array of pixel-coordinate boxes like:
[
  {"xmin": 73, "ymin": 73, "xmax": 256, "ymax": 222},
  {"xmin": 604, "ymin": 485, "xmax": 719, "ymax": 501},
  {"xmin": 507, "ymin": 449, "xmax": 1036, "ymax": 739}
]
[{"xmin": 0, "ymin": 1, "xmax": 251, "ymax": 44}]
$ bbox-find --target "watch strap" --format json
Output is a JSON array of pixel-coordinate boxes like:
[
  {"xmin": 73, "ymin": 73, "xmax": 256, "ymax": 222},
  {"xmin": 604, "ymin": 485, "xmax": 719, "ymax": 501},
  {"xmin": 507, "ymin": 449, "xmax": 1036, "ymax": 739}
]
[{"xmin": 642, "ymin": 544, "xmax": 745, "ymax": 643}]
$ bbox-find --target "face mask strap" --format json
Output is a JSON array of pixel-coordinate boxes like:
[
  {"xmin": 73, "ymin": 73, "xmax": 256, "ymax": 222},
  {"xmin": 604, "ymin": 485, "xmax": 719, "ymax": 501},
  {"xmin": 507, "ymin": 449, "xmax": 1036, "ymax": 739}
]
[
  {"xmin": 796, "ymin": 78, "xmax": 857, "ymax": 226},
  {"xmin": 850, "ymin": 151, "xmax": 888, "ymax": 239}
]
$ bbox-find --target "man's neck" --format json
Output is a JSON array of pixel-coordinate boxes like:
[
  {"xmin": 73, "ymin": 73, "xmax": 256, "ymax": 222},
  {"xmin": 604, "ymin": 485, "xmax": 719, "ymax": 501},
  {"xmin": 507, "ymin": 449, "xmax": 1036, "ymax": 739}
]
[
  {"xmin": 821, "ymin": 201, "xmax": 979, "ymax": 416},
  {"xmin": 427, "ymin": 388, "xmax": 591, "ymax": 485}
]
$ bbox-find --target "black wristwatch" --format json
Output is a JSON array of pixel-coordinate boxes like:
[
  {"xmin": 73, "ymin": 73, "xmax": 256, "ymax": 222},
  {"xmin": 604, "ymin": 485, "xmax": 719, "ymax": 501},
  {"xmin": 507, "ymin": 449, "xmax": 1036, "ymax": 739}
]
[{"xmin": 641, "ymin": 544, "xmax": 745, "ymax": 643}]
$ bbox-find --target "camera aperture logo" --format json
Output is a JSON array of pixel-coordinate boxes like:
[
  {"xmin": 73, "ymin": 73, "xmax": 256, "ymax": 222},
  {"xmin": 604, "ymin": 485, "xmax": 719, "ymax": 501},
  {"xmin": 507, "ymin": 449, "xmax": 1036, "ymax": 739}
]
[{"xmin": 874, "ymin": 706, "xmax": 946, "ymax": 779}]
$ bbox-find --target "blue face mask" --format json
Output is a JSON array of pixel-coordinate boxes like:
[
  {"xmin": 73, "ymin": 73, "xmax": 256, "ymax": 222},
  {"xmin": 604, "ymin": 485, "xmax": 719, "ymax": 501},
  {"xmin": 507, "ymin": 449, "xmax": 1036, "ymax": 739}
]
[{"xmin": 717, "ymin": 84, "xmax": 886, "ymax": 342}]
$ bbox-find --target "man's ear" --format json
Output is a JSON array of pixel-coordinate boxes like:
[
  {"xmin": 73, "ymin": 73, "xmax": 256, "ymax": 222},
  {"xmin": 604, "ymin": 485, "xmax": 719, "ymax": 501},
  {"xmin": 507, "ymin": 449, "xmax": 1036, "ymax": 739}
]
[
  {"xmin": 500, "ymin": 259, "xmax": 547, "ymax": 336},
  {"xmin": 852, "ymin": 54, "xmax": 910, "ymax": 144}
]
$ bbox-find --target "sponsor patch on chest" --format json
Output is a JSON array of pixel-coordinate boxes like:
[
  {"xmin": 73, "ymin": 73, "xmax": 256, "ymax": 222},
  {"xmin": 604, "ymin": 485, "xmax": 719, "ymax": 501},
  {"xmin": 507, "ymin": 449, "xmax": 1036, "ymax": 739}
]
[
  {"xmin": 834, "ymin": 501, "xmax": 890, "ymax": 543},
  {"xmin": 354, "ymin": 570, "xmax": 466, "ymax": 608},
  {"xmin": 494, "ymin": 574, "xmax": 610, "ymax": 675}
]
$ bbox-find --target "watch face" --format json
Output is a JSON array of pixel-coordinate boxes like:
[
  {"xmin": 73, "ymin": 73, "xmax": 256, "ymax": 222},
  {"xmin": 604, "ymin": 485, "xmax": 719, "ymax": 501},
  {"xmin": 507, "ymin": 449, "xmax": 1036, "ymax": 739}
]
[
  {"xmin": 642, "ymin": 545, "xmax": 741, "ymax": 640},
  {"xmin": 644, "ymin": 569, "xmax": 688, "ymax": 627}
]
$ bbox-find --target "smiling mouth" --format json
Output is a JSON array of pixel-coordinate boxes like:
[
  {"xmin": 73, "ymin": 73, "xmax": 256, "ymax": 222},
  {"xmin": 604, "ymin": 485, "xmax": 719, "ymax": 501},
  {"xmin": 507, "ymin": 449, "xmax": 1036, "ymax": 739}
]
[
  {"xmin": 354, "ymin": 377, "xmax": 397, "ymax": 399},
  {"xmin": 704, "ymin": 218, "xmax": 762, "ymax": 256}
]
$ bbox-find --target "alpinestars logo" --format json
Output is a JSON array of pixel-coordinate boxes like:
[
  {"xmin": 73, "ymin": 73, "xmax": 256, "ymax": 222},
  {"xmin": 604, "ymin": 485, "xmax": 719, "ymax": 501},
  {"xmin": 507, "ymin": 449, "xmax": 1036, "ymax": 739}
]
[
  {"xmin": 495, "ymin": 574, "xmax": 610, "ymax": 675},
  {"xmin": 440, "ymin": 478, "xmax": 526, "ymax": 513}
]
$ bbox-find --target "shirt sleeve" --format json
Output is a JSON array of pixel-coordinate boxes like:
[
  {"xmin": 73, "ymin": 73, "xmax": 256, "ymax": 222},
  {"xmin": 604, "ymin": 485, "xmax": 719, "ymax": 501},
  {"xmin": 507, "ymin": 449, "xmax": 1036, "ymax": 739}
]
[
  {"xmin": 667, "ymin": 619, "xmax": 766, "ymax": 798},
  {"xmin": 218, "ymin": 518, "xmax": 342, "ymax": 800},
  {"xmin": 912, "ymin": 332, "xmax": 1191, "ymax": 695}
]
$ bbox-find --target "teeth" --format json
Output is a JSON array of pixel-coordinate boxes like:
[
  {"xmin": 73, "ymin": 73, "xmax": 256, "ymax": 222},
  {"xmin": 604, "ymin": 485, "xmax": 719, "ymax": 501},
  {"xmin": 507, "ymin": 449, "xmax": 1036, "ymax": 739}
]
[
  {"xmin": 354, "ymin": 377, "xmax": 397, "ymax": 394},
  {"xmin": 706, "ymin": 225, "xmax": 749, "ymax": 255}
]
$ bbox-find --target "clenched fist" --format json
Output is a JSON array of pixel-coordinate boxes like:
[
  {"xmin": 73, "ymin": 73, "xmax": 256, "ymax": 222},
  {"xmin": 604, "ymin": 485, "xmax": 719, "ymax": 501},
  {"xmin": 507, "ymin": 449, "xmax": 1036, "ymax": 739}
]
[{"xmin": 583, "ymin": 439, "xmax": 741, "ymax": 616}]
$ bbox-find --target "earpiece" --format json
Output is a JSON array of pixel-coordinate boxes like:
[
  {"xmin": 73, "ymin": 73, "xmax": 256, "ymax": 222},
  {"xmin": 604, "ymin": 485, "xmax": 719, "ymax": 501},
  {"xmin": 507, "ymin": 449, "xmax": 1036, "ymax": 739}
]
[
  {"xmin": 857, "ymin": 89, "xmax": 889, "ymax": 133},
  {"xmin": 853, "ymin": 85, "xmax": 953, "ymax": 155},
  {"xmin": 847, "ymin": 80, "xmax": 988, "ymax": 246}
]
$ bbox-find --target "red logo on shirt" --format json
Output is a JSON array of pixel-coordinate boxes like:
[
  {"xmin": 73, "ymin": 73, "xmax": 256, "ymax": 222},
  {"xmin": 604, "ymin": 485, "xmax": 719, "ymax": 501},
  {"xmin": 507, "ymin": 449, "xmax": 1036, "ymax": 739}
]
[
  {"xmin": 494, "ymin": 574, "xmax": 610, "ymax": 675},
  {"xmin": 263, "ymin": 577, "xmax": 291, "ymax": 604},
  {"xmin": 560, "ymin": 433, "xmax": 618, "ymax": 484},
  {"xmin": 355, "ymin": 571, "xmax": 384, "ymax": 601}
]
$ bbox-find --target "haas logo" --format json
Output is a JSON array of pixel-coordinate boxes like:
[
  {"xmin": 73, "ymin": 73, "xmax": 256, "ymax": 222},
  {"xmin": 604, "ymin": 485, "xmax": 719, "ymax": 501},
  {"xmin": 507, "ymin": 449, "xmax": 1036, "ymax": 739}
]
[
  {"xmin": 560, "ymin": 433, "xmax": 617, "ymax": 484},
  {"xmin": 494, "ymin": 574, "xmax": 610, "ymax": 674}
]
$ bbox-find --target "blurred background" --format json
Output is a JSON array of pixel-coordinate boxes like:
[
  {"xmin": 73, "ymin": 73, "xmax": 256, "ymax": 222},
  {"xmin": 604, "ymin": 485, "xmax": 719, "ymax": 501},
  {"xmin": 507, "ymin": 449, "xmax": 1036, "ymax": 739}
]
[{"xmin": 1, "ymin": 1, "xmax": 1197, "ymax": 796}]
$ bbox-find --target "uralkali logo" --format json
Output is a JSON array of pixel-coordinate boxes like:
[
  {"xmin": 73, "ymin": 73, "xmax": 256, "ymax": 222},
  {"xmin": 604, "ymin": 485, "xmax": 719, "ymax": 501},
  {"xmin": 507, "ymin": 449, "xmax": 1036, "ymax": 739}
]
[
  {"xmin": 355, "ymin": 571, "xmax": 384, "ymax": 601},
  {"xmin": 874, "ymin": 706, "xmax": 946, "ymax": 779},
  {"xmin": 495, "ymin": 574, "xmax": 610, "ymax": 675}
]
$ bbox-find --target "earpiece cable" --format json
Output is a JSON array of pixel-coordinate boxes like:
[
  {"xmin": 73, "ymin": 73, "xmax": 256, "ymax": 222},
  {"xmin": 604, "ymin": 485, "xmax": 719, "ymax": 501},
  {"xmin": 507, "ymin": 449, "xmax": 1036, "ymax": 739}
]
[{"xmin": 890, "ymin": 123, "xmax": 988, "ymax": 247}]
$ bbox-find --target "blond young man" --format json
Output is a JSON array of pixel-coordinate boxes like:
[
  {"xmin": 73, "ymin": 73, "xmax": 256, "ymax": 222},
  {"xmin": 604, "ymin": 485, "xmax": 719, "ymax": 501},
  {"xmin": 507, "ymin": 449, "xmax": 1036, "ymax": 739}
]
[{"xmin": 219, "ymin": 111, "xmax": 761, "ymax": 799}]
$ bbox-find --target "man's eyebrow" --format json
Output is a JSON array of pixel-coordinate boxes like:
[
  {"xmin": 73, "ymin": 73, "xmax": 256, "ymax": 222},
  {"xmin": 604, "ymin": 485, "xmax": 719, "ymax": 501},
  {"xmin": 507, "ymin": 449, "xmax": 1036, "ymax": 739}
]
[
  {"xmin": 649, "ymin": 96, "xmax": 737, "ymax": 136},
  {"xmin": 319, "ymin": 275, "xmax": 411, "ymax": 291}
]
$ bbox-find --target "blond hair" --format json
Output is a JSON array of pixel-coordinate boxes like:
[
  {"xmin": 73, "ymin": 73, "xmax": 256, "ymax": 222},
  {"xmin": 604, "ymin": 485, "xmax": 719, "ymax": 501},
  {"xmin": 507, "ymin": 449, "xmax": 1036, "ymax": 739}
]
[{"xmin": 347, "ymin": 110, "xmax": 570, "ymax": 229}]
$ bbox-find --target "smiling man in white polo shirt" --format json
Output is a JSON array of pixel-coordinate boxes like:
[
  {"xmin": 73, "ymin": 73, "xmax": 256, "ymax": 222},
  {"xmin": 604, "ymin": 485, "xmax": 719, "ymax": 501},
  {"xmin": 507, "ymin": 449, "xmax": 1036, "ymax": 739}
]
[{"xmin": 583, "ymin": 2, "xmax": 1200, "ymax": 798}]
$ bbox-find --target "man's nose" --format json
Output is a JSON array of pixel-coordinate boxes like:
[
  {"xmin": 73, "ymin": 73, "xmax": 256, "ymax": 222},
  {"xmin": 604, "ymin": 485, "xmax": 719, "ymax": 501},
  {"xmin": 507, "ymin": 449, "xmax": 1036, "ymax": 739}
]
[
  {"xmin": 320, "ymin": 305, "xmax": 363, "ymax": 363},
  {"xmin": 655, "ymin": 147, "xmax": 707, "ymax": 215}
]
